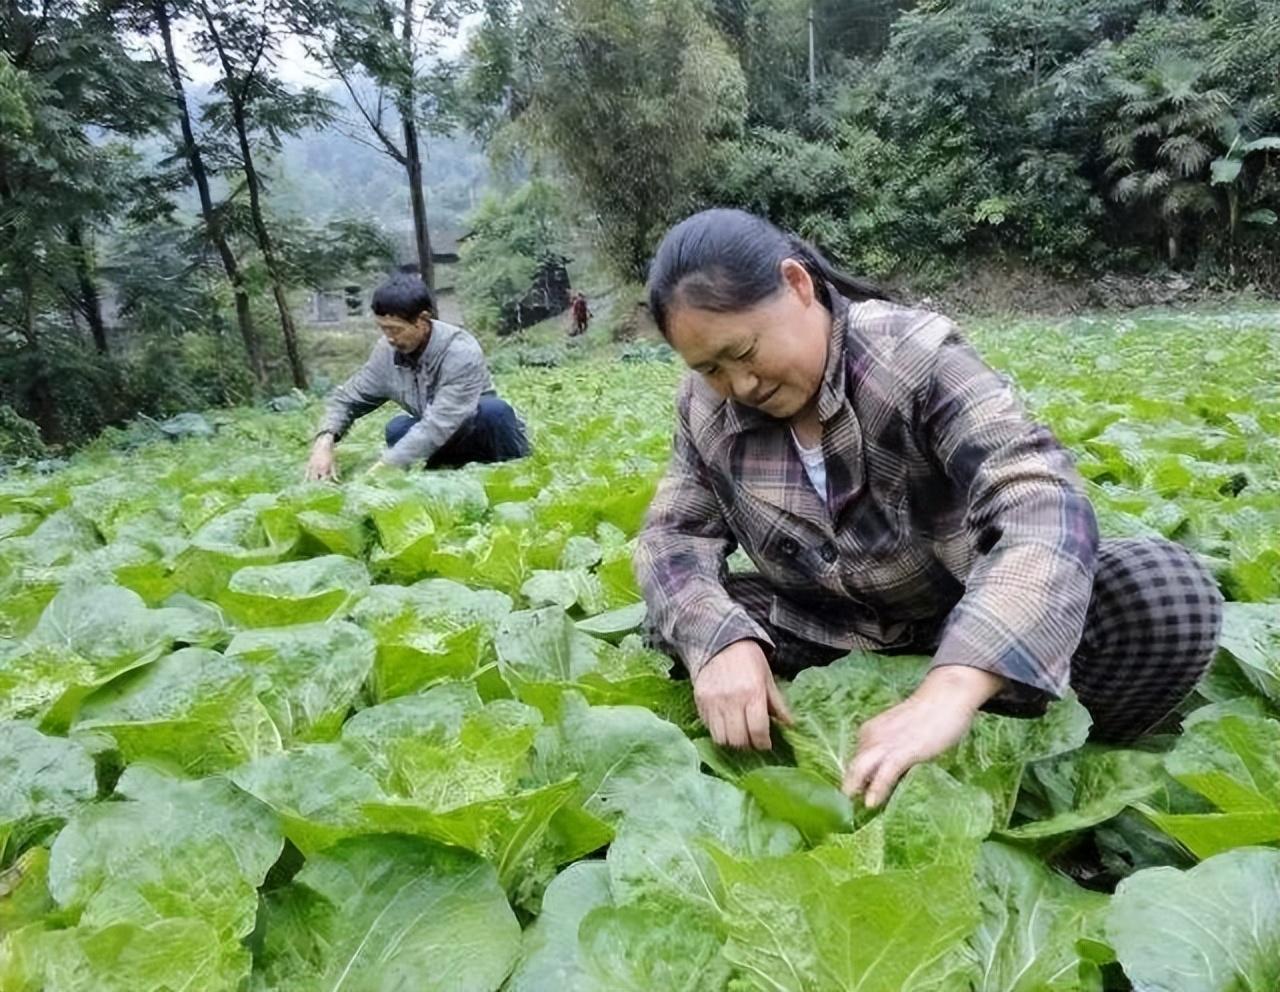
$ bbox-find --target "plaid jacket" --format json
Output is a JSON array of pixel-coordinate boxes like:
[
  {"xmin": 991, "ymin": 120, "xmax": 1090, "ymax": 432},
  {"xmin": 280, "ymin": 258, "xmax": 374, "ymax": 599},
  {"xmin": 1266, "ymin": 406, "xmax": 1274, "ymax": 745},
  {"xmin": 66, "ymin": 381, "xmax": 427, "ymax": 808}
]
[{"xmin": 634, "ymin": 297, "xmax": 1099, "ymax": 705}]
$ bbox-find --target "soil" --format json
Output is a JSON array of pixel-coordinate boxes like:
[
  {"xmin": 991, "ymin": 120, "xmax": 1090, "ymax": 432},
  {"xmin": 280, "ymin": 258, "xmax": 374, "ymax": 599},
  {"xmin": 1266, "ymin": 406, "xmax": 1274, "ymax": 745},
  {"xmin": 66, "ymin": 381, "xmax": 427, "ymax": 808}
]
[{"xmin": 890, "ymin": 262, "xmax": 1275, "ymax": 318}]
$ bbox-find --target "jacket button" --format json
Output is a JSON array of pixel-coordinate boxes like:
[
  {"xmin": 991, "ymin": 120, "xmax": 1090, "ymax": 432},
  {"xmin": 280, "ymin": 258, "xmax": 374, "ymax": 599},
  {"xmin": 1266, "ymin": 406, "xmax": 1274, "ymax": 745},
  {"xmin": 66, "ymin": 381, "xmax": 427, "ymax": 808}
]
[
  {"xmin": 779, "ymin": 537, "xmax": 799, "ymax": 556},
  {"xmin": 819, "ymin": 542, "xmax": 838, "ymax": 563}
]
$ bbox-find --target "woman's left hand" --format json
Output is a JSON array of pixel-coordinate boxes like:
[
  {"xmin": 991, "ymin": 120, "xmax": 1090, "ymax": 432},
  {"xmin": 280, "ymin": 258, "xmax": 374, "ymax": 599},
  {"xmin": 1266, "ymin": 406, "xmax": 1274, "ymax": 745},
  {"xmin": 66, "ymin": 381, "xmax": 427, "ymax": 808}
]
[{"xmin": 842, "ymin": 665, "xmax": 1004, "ymax": 808}]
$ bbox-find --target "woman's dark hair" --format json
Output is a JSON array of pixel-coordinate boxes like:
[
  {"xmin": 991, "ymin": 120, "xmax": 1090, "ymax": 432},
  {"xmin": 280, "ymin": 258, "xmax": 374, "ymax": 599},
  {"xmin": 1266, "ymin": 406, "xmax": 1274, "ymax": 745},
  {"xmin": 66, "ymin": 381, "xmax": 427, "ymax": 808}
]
[
  {"xmin": 646, "ymin": 209, "xmax": 890, "ymax": 337},
  {"xmin": 371, "ymin": 273, "xmax": 436, "ymax": 321}
]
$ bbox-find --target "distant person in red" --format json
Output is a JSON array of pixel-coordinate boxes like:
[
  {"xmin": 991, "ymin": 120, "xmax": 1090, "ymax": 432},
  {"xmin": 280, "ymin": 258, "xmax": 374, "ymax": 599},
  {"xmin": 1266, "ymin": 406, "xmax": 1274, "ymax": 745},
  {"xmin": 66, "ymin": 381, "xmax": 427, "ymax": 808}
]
[{"xmin": 570, "ymin": 292, "xmax": 591, "ymax": 337}]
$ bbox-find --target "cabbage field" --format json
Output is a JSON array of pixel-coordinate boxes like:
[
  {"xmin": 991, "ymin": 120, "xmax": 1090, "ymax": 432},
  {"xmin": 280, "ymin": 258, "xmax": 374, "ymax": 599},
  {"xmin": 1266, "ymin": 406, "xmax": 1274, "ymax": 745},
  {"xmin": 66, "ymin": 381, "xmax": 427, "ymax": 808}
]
[{"xmin": 0, "ymin": 310, "xmax": 1277, "ymax": 991}]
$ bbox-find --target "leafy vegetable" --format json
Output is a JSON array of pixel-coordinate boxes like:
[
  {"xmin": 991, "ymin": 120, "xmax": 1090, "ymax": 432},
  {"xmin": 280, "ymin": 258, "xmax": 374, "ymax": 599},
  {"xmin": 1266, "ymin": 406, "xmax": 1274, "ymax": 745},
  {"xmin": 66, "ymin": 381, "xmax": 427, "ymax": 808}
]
[
  {"xmin": 0, "ymin": 723, "xmax": 97, "ymax": 859},
  {"xmin": 1217, "ymin": 602, "xmax": 1280, "ymax": 706},
  {"xmin": 218, "ymin": 555, "xmax": 370, "ymax": 627},
  {"xmin": 784, "ymin": 653, "xmax": 1091, "ymax": 826},
  {"xmin": 348, "ymin": 579, "xmax": 510, "ymax": 700},
  {"xmin": 1001, "ymin": 746, "xmax": 1164, "ymax": 842},
  {"xmin": 224, "ymin": 621, "xmax": 374, "ymax": 743},
  {"xmin": 254, "ymin": 836, "xmax": 520, "ymax": 992},
  {"xmin": 1139, "ymin": 702, "xmax": 1280, "ymax": 857},
  {"xmin": 0, "ymin": 314, "xmax": 1274, "ymax": 988},
  {"xmin": 73, "ymin": 648, "xmax": 283, "ymax": 774},
  {"xmin": 0, "ymin": 584, "xmax": 222, "ymax": 729},
  {"xmin": 971, "ymin": 842, "xmax": 1112, "ymax": 992},
  {"xmin": 1107, "ymin": 848, "xmax": 1280, "ymax": 992}
]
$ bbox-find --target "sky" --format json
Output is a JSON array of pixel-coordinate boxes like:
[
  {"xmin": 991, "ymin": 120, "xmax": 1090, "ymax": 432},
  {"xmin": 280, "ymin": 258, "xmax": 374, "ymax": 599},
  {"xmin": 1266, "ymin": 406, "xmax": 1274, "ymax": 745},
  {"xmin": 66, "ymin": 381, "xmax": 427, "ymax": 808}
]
[
  {"xmin": 172, "ymin": 24, "xmax": 324, "ymax": 88},
  {"xmin": 165, "ymin": 13, "xmax": 482, "ymax": 91}
]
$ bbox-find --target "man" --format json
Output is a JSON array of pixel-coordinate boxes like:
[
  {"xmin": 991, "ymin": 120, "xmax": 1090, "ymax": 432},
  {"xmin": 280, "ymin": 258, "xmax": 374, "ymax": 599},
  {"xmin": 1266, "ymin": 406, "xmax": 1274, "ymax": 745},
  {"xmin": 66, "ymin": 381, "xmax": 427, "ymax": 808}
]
[{"xmin": 305, "ymin": 273, "xmax": 530, "ymax": 481}]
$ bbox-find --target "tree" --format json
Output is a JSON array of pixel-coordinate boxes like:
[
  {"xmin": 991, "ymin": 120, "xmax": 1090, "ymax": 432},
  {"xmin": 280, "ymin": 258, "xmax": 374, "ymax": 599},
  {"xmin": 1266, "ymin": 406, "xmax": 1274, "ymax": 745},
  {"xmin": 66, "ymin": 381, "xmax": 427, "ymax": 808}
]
[
  {"xmin": 1, "ymin": 1, "xmax": 166, "ymax": 438},
  {"xmin": 456, "ymin": 177, "xmax": 567, "ymax": 334},
  {"xmin": 1103, "ymin": 57, "xmax": 1232, "ymax": 264},
  {"xmin": 719, "ymin": 0, "xmax": 913, "ymax": 131},
  {"xmin": 469, "ymin": 0, "xmax": 748, "ymax": 280},
  {"xmin": 290, "ymin": 0, "xmax": 479, "ymax": 289},
  {"xmin": 1210, "ymin": 131, "xmax": 1280, "ymax": 245},
  {"xmin": 151, "ymin": 0, "xmax": 266, "ymax": 384},
  {"xmin": 194, "ymin": 0, "xmax": 334, "ymax": 389}
]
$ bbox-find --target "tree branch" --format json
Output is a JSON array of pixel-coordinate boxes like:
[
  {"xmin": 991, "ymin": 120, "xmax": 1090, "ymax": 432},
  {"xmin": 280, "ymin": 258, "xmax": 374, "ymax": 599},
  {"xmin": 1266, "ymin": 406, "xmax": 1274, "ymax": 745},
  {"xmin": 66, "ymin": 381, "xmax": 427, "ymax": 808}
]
[
  {"xmin": 200, "ymin": 3, "xmax": 235, "ymax": 85},
  {"xmin": 333, "ymin": 114, "xmax": 405, "ymax": 157},
  {"xmin": 333, "ymin": 58, "xmax": 407, "ymax": 163},
  {"xmin": 16, "ymin": 0, "xmax": 52, "ymax": 67},
  {"xmin": 244, "ymin": 20, "xmax": 271, "ymax": 90}
]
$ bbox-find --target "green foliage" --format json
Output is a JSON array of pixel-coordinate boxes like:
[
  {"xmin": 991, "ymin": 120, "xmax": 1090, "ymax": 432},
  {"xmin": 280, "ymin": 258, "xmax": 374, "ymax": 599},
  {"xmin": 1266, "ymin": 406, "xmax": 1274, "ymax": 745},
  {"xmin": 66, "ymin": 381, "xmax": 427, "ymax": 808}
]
[
  {"xmin": 0, "ymin": 723, "xmax": 97, "ymax": 859},
  {"xmin": 126, "ymin": 332, "xmax": 260, "ymax": 415},
  {"xmin": 487, "ymin": 0, "xmax": 748, "ymax": 277},
  {"xmin": 0, "ymin": 406, "xmax": 46, "ymax": 461},
  {"xmin": 468, "ymin": 0, "xmax": 1280, "ymax": 283},
  {"xmin": 458, "ymin": 179, "xmax": 570, "ymax": 335},
  {"xmin": 0, "ymin": 335, "xmax": 125, "ymax": 447},
  {"xmin": 0, "ymin": 766, "xmax": 283, "ymax": 990},
  {"xmin": 271, "ymin": 216, "xmax": 398, "ymax": 288},
  {"xmin": 255, "ymin": 836, "xmax": 521, "ymax": 991},
  {"xmin": 1103, "ymin": 57, "xmax": 1232, "ymax": 262},
  {"xmin": 0, "ymin": 2, "xmax": 167, "ymax": 308},
  {"xmin": 1107, "ymin": 848, "xmax": 1280, "ymax": 992}
]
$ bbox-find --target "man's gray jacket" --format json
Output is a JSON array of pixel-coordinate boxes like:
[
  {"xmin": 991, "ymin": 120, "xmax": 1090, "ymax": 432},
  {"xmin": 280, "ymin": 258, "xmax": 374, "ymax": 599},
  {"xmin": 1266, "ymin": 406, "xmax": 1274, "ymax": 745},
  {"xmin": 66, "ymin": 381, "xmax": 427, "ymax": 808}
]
[{"xmin": 316, "ymin": 320, "xmax": 497, "ymax": 467}]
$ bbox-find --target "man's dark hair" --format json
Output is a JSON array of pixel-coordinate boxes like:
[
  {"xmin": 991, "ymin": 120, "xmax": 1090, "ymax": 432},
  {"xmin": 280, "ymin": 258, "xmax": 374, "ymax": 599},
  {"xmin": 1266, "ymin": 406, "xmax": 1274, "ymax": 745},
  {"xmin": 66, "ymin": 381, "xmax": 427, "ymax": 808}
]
[{"xmin": 371, "ymin": 273, "xmax": 436, "ymax": 322}]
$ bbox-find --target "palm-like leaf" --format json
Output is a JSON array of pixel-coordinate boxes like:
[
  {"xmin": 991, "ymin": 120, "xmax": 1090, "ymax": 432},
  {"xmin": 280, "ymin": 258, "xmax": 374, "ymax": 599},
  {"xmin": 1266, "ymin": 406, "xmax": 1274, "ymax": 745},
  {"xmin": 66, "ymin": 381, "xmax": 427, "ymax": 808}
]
[
  {"xmin": 1141, "ymin": 168, "xmax": 1172, "ymax": 198},
  {"xmin": 1161, "ymin": 181, "xmax": 1217, "ymax": 218},
  {"xmin": 1158, "ymin": 134, "xmax": 1213, "ymax": 176},
  {"xmin": 1112, "ymin": 172, "xmax": 1144, "ymax": 203}
]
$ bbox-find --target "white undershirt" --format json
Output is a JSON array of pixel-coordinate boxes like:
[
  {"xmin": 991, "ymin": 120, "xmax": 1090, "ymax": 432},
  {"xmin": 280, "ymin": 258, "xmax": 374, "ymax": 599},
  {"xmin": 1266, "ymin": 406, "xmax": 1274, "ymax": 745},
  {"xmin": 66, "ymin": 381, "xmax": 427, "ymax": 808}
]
[{"xmin": 791, "ymin": 429, "xmax": 827, "ymax": 502}]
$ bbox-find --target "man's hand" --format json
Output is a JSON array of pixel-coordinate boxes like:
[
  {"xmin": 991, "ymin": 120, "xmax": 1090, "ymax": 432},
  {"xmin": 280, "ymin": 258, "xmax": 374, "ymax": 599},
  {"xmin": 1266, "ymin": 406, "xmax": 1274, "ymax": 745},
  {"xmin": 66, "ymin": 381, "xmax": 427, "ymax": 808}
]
[
  {"xmin": 694, "ymin": 640, "xmax": 794, "ymax": 750},
  {"xmin": 842, "ymin": 665, "xmax": 1004, "ymax": 808},
  {"xmin": 305, "ymin": 435, "xmax": 339, "ymax": 482}
]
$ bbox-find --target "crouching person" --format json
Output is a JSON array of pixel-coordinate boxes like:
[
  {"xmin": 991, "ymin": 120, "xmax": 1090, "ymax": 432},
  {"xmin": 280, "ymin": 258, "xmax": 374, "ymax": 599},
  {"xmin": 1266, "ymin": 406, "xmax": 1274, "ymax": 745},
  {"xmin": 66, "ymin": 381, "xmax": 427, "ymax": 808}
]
[{"xmin": 305, "ymin": 274, "xmax": 530, "ymax": 481}]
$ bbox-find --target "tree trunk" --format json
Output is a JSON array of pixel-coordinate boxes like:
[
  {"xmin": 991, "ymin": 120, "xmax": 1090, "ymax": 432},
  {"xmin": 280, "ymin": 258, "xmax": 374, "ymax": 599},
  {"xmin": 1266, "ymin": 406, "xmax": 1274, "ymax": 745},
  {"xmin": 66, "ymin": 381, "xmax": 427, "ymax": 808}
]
[
  {"xmin": 201, "ymin": 5, "xmax": 308, "ymax": 390},
  {"xmin": 404, "ymin": 123, "xmax": 433, "ymax": 289},
  {"xmin": 230, "ymin": 99, "xmax": 308, "ymax": 390},
  {"xmin": 20, "ymin": 270, "xmax": 59, "ymax": 442},
  {"xmin": 19, "ymin": 268, "xmax": 37, "ymax": 350},
  {"xmin": 67, "ymin": 222, "xmax": 108, "ymax": 353},
  {"xmin": 157, "ymin": 0, "xmax": 265, "ymax": 385},
  {"xmin": 400, "ymin": 0, "xmax": 433, "ymax": 289}
]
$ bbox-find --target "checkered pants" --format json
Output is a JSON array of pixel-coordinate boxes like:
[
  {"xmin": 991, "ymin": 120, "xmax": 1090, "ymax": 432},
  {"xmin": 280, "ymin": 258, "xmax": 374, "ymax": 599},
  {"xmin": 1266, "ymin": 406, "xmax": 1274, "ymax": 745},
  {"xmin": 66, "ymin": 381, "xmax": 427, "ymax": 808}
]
[{"xmin": 657, "ymin": 538, "xmax": 1224, "ymax": 743}]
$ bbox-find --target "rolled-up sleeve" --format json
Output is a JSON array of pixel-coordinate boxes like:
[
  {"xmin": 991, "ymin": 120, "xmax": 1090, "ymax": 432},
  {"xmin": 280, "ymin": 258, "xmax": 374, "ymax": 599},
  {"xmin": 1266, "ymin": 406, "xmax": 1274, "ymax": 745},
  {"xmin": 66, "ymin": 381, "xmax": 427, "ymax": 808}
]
[
  {"xmin": 316, "ymin": 351, "xmax": 386, "ymax": 440},
  {"xmin": 382, "ymin": 340, "xmax": 488, "ymax": 467},
  {"xmin": 918, "ymin": 325, "xmax": 1099, "ymax": 709},
  {"xmin": 633, "ymin": 390, "xmax": 772, "ymax": 679}
]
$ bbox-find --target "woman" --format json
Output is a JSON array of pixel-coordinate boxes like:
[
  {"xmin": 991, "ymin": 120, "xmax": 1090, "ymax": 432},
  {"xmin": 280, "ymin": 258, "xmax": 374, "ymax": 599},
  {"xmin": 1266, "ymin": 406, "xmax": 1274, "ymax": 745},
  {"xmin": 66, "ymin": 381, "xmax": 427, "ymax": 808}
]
[{"xmin": 634, "ymin": 209, "xmax": 1223, "ymax": 809}]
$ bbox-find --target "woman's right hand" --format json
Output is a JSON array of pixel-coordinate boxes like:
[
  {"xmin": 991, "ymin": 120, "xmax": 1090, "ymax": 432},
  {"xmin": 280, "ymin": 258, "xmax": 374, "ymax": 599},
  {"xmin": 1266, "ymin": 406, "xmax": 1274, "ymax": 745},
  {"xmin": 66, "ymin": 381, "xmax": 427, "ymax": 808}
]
[{"xmin": 694, "ymin": 640, "xmax": 794, "ymax": 750}]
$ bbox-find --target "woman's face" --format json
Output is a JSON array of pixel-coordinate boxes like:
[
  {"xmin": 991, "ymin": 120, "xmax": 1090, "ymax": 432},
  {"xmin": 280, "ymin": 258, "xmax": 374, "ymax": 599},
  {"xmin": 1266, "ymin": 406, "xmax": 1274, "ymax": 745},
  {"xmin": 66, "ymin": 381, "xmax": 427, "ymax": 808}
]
[{"xmin": 666, "ymin": 259, "xmax": 831, "ymax": 420}]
